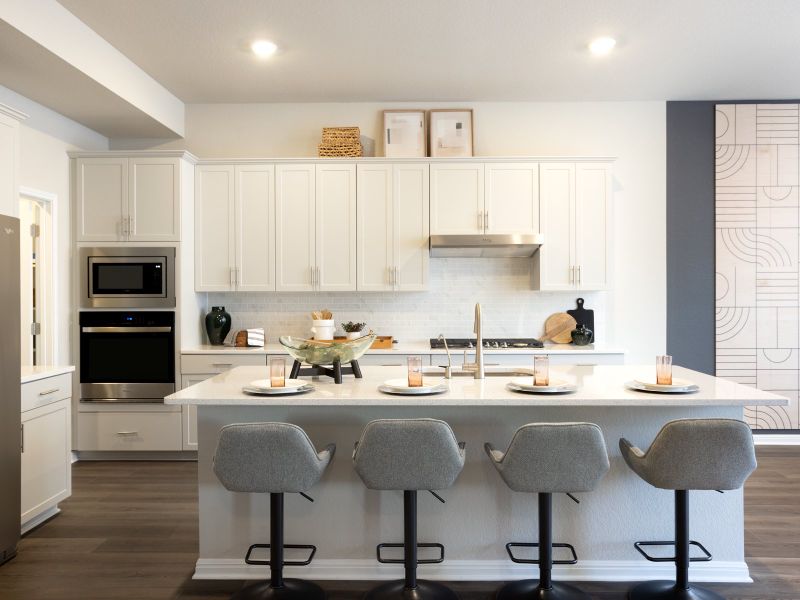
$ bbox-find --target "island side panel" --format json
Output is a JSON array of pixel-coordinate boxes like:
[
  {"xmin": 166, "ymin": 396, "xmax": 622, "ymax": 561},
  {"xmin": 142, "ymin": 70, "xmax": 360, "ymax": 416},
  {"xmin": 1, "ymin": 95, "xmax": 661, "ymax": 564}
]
[{"xmin": 197, "ymin": 405, "xmax": 745, "ymax": 579}]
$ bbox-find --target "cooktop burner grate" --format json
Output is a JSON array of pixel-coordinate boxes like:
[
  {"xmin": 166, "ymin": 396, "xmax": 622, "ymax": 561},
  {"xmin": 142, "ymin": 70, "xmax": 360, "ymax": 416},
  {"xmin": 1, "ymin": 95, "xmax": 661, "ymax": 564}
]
[{"xmin": 429, "ymin": 338, "xmax": 544, "ymax": 349}]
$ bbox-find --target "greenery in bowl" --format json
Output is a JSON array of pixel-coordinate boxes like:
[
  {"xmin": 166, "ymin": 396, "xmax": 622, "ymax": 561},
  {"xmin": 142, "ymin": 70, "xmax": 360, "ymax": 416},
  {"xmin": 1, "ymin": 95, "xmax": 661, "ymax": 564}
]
[{"xmin": 341, "ymin": 321, "xmax": 366, "ymax": 333}]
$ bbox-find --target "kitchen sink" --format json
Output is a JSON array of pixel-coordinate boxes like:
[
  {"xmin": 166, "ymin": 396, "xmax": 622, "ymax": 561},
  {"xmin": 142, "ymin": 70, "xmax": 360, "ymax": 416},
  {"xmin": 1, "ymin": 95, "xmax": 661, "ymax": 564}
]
[{"xmin": 421, "ymin": 365, "xmax": 533, "ymax": 378}]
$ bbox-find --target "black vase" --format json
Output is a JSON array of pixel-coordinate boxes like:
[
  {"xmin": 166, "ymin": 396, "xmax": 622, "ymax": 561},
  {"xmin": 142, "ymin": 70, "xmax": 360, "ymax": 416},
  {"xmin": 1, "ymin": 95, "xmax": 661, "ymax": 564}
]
[{"xmin": 205, "ymin": 306, "xmax": 232, "ymax": 345}]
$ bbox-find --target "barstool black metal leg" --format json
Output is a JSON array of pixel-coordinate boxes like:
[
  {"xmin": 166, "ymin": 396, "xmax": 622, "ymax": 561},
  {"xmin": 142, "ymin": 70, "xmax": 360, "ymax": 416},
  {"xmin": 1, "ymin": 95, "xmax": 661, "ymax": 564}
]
[
  {"xmin": 497, "ymin": 493, "xmax": 591, "ymax": 600},
  {"xmin": 628, "ymin": 491, "xmax": 725, "ymax": 600},
  {"xmin": 289, "ymin": 360, "xmax": 301, "ymax": 379},
  {"xmin": 231, "ymin": 492, "xmax": 326, "ymax": 600}
]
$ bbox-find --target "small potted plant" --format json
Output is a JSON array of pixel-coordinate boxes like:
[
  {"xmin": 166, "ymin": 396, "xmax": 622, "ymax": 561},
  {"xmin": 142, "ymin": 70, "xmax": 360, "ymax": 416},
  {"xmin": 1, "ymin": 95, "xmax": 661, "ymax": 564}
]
[{"xmin": 341, "ymin": 321, "xmax": 366, "ymax": 340}]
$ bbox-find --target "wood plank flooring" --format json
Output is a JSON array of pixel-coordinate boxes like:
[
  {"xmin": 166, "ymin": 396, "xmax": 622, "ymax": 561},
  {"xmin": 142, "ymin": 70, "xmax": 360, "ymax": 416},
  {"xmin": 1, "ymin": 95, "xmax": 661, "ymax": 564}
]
[{"xmin": 0, "ymin": 447, "xmax": 797, "ymax": 599}]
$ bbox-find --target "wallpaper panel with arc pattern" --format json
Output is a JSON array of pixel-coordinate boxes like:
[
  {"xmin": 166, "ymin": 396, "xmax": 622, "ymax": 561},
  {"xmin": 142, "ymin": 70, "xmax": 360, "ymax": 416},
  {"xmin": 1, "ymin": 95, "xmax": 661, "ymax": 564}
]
[{"xmin": 716, "ymin": 103, "xmax": 800, "ymax": 430}]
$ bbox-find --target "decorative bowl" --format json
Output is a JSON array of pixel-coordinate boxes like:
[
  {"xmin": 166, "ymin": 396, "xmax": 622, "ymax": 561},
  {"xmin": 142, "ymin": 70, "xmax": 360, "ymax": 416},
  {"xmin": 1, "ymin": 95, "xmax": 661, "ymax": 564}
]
[{"xmin": 279, "ymin": 332, "xmax": 377, "ymax": 366}]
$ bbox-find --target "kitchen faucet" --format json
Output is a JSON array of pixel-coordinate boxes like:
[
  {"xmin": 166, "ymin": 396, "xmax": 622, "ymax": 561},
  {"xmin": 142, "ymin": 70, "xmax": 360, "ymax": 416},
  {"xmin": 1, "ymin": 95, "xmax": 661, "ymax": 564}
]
[
  {"xmin": 437, "ymin": 334, "xmax": 452, "ymax": 379},
  {"xmin": 463, "ymin": 303, "xmax": 485, "ymax": 379}
]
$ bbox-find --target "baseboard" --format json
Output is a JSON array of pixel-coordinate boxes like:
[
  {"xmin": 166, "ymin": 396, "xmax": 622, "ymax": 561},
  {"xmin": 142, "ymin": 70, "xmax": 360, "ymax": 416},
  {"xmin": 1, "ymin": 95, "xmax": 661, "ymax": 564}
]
[
  {"xmin": 21, "ymin": 507, "xmax": 60, "ymax": 535},
  {"xmin": 74, "ymin": 450, "xmax": 198, "ymax": 461},
  {"xmin": 193, "ymin": 558, "xmax": 752, "ymax": 583},
  {"xmin": 753, "ymin": 433, "xmax": 800, "ymax": 446}
]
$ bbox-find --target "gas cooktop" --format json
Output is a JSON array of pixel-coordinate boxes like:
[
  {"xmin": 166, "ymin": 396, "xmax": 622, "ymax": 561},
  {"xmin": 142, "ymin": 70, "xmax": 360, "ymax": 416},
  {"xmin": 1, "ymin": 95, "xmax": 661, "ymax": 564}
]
[{"xmin": 429, "ymin": 338, "xmax": 544, "ymax": 350}]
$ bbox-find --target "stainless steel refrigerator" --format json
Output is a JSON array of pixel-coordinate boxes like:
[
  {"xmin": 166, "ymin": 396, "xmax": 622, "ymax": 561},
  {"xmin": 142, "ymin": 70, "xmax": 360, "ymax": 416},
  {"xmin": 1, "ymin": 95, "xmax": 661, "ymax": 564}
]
[{"xmin": 0, "ymin": 214, "xmax": 20, "ymax": 565}]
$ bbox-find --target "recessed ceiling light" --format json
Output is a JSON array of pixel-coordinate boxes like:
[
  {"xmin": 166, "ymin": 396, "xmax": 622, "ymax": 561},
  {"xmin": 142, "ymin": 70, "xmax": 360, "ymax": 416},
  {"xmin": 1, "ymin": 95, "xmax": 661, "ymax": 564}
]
[
  {"xmin": 588, "ymin": 37, "xmax": 616, "ymax": 56},
  {"xmin": 251, "ymin": 39, "xmax": 278, "ymax": 58}
]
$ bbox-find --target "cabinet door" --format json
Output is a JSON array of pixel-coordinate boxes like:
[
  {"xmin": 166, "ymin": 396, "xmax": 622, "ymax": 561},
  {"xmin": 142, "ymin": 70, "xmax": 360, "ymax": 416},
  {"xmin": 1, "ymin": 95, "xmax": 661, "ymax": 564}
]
[
  {"xmin": 575, "ymin": 163, "xmax": 611, "ymax": 290},
  {"xmin": 395, "ymin": 163, "xmax": 430, "ymax": 291},
  {"xmin": 181, "ymin": 375, "xmax": 210, "ymax": 451},
  {"xmin": 357, "ymin": 164, "xmax": 393, "ymax": 291},
  {"xmin": 21, "ymin": 400, "xmax": 71, "ymax": 524},
  {"xmin": 316, "ymin": 163, "xmax": 357, "ymax": 291},
  {"xmin": 0, "ymin": 111, "xmax": 19, "ymax": 218},
  {"xmin": 75, "ymin": 157, "xmax": 127, "ymax": 241},
  {"xmin": 276, "ymin": 164, "xmax": 316, "ymax": 292},
  {"xmin": 484, "ymin": 163, "xmax": 539, "ymax": 234},
  {"xmin": 128, "ymin": 157, "xmax": 180, "ymax": 241},
  {"xmin": 235, "ymin": 165, "xmax": 276, "ymax": 291},
  {"xmin": 534, "ymin": 163, "xmax": 575, "ymax": 290},
  {"xmin": 195, "ymin": 165, "xmax": 235, "ymax": 291},
  {"xmin": 430, "ymin": 163, "xmax": 484, "ymax": 234}
]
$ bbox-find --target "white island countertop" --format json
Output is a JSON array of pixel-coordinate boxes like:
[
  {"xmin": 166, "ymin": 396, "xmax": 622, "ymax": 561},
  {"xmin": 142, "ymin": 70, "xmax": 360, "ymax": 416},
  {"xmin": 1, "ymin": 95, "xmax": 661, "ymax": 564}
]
[
  {"xmin": 21, "ymin": 365, "xmax": 75, "ymax": 384},
  {"xmin": 166, "ymin": 365, "xmax": 786, "ymax": 408}
]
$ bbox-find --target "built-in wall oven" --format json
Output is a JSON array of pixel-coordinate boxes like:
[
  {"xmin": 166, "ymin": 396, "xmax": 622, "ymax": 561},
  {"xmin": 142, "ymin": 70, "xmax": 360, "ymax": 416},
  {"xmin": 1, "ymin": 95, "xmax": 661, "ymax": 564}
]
[
  {"xmin": 79, "ymin": 247, "xmax": 176, "ymax": 309},
  {"xmin": 79, "ymin": 311, "xmax": 175, "ymax": 403}
]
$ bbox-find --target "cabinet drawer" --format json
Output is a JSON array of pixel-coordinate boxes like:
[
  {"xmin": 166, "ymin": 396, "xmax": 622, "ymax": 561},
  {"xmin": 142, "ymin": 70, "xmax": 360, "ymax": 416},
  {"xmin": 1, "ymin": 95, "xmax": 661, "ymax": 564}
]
[
  {"xmin": 181, "ymin": 353, "xmax": 266, "ymax": 374},
  {"xmin": 77, "ymin": 411, "xmax": 182, "ymax": 451},
  {"xmin": 22, "ymin": 373, "xmax": 72, "ymax": 413},
  {"xmin": 357, "ymin": 354, "xmax": 427, "ymax": 367}
]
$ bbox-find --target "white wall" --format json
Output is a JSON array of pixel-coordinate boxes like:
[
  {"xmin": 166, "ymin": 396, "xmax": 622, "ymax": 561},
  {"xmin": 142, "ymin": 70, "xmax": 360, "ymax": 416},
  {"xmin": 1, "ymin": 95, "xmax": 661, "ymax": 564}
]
[
  {"xmin": 0, "ymin": 85, "xmax": 108, "ymax": 365},
  {"xmin": 114, "ymin": 101, "xmax": 666, "ymax": 362}
]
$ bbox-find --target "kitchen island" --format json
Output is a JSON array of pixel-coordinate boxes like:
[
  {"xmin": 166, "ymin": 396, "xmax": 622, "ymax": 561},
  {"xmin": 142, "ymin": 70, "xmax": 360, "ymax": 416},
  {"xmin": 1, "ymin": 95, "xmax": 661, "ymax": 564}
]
[{"xmin": 166, "ymin": 365, "xmax": 786, "ymax": 584}]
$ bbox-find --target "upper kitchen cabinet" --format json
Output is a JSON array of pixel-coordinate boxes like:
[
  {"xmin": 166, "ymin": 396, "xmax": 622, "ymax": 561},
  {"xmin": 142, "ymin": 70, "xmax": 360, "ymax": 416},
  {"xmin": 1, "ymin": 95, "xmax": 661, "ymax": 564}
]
[
  {"xmin": 357, "ymin": 163, "xmax": 429, "ymax": 292},
  {"xmin": 73, "ymin": 152, "xmax": 194, "ymax": 242},
  {"xmin": 430, "ymin": 162, "xmax": 539, "ymax": 235},
  {"xmin": 195, "ymin": 164, "xmax": 276, "ymax": 292},
  {"xmin": 275, "ymin": 164, "xmax": 316, "ymax": 292},
  {"xmin": 533, "ymin": 161, "xmax": 612, "ymax": 291},
  {"xmin": 316, "ymin": 163, "xmax": 357, "ymax": 291},
  {"xmin": 0, "ymin": 105, "xmax": 24, "ymax": 218}
]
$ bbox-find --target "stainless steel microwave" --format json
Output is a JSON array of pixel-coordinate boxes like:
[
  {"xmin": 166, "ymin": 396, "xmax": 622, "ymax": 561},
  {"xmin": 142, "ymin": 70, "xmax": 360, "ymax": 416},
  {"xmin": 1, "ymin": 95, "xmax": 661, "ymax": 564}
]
[{"xmin": 79, "ymin": 247, "xmax": 176, "ymax": 309}]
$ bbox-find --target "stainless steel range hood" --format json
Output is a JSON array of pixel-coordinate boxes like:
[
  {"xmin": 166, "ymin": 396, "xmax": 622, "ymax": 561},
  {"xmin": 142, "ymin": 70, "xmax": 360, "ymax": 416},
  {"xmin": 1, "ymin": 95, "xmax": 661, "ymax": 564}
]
[{"xmin": 429, "ymin": 233, "xmax": 543, "ymax": 258}]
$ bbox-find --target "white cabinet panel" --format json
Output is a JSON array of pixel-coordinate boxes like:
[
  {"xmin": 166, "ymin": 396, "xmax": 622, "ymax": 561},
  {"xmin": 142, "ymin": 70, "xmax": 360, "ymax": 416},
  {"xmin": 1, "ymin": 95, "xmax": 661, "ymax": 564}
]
[
  {"xmin": 575, "ymin": 163, "xmax": 611, "ymax": 290},
  {"xmin": 181, "ymin": 375, "xmax": 210, "ymax": 451},
  {"xmin": 0, "ymin": 111, "xmax": 20, "ymax": 218},
  {"xmin": 394, "ymin": 163, "xmax": 429, "ymax": 291},
  {"xmin": 21, "ymin": 399, "xmax": 71, "ymax": 526},
  {"xmin": 430, "ymin": 163, "xmax": 484, "ymax": 234},
  {"xmin": 128, "ymin": 157, "xmax": 180, "ymax": 241},
  {"xmin": 276, "ymin": 164, "xmax": 315, "ymax": 292},
  {"xmin": 316, "ymin": 164, "xmax": 356, "ymax": 291},
  {"xmin": 357, "ymin": 164, "xmax": 393, "ymax": 291},
  {"xmin": 76, "ymin": 157, "xmax": 127, "ymax": 241},
  {"xmin": 195, "ymin": 165, "xmax": 235, "ymax": 291},
  {"xmin": 485, "ymin": 163, "xmax": 539, "ymax": 234},
  {"xmin": 535, "ymin": 163, "xmax": 575, "ymax": 290},
  {"xmin": 77, "ymin": 410, "xmax": 182, "ymax": 451},
  {"xmin": 236, "ymin": 165, "xmax": 276, "ymax": 291}
]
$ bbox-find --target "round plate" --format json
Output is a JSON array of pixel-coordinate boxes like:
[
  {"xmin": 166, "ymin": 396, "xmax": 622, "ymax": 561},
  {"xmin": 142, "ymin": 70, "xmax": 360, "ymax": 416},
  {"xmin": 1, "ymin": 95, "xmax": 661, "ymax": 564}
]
[
  {"xmin": 242, "ymin": 383, "xmax": 314, "ymax": 396},
  {"xmin": 249, "ymin": 378, "xmax": 307, "ymax": 391},
  {"xmin": 625, "ymin": 379, "xmax": 699, "ymax": 394},
  {"xmin": 378, "ymin": 378, "xmax": 448, "ymax": 395},
  {"xmin": 507, "ymin": 377, "xmax": 577, "ymax": 394}
]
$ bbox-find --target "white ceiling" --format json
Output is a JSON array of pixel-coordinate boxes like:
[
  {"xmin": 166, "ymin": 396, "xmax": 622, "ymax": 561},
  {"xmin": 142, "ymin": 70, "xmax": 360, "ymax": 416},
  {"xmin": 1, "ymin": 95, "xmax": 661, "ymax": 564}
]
[{"xmin": 57, "ymin": 0, "xmax": 800, "ymax": 103}]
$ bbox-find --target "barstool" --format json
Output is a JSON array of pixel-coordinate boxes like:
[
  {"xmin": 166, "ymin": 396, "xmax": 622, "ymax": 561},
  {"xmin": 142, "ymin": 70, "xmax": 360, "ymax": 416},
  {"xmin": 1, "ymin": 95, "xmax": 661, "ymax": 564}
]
[
  {"xmin": 213, "ymin": 422, "xmax": 336, "ymax": 600},
  {"xmin": 619, "ymin": 418, "xmax": 757, "ymax": 600},
  {"xmin": 484, "ymin": 422, "xmax": 610, "ymax": 600},
  {"xmin": 353, "ymin": 418, "xmax": 466, "ymax": 600}
]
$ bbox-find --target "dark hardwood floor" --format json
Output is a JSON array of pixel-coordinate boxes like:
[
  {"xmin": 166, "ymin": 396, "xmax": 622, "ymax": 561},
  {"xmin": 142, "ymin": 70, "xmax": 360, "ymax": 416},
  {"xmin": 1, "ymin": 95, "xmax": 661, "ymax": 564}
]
[{"xmin": 0, "ymin": 447, "xmax": 797, "ymax": 600}]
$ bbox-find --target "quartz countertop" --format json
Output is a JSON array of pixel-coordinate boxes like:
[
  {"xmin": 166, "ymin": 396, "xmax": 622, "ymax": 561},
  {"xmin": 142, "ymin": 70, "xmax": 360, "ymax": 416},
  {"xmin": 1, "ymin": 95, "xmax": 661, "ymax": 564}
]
[
  {"xmin": 181, "ymin": 342, "xmax": 626, "ymax": 356},
  {"xmin": 165, "ymin": 365, "xmax": 786, "ymax": 408},
  {"xmin": 21, "ymin": 365, "xmax": 75, "ymax": 384}
]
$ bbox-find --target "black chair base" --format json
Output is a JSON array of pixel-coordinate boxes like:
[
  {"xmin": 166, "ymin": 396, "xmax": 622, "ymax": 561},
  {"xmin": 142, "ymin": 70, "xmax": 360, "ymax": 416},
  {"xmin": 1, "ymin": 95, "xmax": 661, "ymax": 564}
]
[
  {"xmin": 232, "ymin": 578, "xmax": 326, "ymax": 600},
  {"xmin": 364, "ymin": 579, "xmax": 458, "ymax": 600},
  {"xmin": 628, "ymin": 580, "xmax": 725, "ymax": 600},
  {"xmin": 496, "ymin": 579, "xmax": 592, "ymax": 600}
]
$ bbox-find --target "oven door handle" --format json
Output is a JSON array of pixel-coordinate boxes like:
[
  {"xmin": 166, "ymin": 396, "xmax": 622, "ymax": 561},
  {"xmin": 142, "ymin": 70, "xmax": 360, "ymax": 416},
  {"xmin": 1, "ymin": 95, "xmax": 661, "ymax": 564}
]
[{"xmin": 81, "ymin": 326, "xmax": 173, "ymax": 333}]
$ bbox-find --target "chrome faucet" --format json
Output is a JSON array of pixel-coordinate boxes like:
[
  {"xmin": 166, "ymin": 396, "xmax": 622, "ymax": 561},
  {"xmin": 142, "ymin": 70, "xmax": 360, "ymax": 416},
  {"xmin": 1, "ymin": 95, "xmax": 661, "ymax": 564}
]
[
  {"xmin": 437, "ymin": 334, "xmax": 452, "ymax": 379},
  {"xmin": 463, "ymin": 303, "xmax": 485, "ymax": 379}
]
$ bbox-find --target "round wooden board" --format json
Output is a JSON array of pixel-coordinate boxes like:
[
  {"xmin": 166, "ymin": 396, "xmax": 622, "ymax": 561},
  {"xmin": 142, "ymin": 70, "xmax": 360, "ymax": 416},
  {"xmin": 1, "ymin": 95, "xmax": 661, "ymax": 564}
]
[{"xmin": 543, "ymin": 312, "xmax": 577, "ymax": 344}]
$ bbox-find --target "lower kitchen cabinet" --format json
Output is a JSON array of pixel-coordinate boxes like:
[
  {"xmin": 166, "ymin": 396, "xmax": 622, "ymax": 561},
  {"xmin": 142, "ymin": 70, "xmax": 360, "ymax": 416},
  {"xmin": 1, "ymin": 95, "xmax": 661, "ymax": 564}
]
[{"xmin": 76, "ymin": 404, "xmax": 183, "ymax": 451}]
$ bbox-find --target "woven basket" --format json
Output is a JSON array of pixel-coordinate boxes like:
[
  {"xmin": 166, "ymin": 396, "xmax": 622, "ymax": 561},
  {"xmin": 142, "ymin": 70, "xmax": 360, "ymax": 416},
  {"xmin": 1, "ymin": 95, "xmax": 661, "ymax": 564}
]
[
  {"xmin": 318, "ymin": 142, "xmax": 363, "ymax": 157},
  {"xmin": 321, "ymin": 126, "xmax": 360, "ymax": 146}
]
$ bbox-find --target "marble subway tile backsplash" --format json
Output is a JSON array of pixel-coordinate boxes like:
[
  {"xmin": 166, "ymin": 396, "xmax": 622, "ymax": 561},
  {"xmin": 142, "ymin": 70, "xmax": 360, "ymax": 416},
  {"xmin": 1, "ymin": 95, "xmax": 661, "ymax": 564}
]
[{"xmin": 207, "ymin": 258, "xmax": 605, "ymax": 343}]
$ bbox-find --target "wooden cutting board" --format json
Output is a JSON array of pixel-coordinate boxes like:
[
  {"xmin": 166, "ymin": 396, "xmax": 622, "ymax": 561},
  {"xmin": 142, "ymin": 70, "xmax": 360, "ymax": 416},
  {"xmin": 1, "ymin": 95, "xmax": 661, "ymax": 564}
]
[
  {"xmin": 542, "ymin": 312, "xmax": 577, "ymax": 344},
  {"xmin": 567, "ymin": 297, "xmax": 595, "ymax": 342}
]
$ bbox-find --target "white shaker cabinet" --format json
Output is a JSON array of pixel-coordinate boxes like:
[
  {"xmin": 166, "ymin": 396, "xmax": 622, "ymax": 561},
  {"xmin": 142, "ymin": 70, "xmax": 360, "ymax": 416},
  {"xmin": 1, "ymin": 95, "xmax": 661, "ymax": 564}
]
[
  {"xmin": 430, "ymin": 163, "xmax": 484, "ymax": 234},
  {"xmin": 533, "ymin": 162, "xmax": 611, "ymax": 291},
  {"xmin": 484, "ymin": 163, "xmax": 539, "ymax": 234},
  {"xmin": 275, "ymin": 164, "xmax": 316, "ymax": 292},
  {"xmin": 316, "ymin": 163, "xmax": 357, "ymax": 291},
  {"xmin": 75, "ymin": 155, "xmax": 185, "ymax": 242},
  {"xmin": 235, "ymin": 165, "xmax": 276, "ymax": 291},
  {"xmin": 357, "ymin": 163, "xmax": 429, "ymax": 291},
  {"xmin": 195, "ymin": 165, "xmax": 236, "ymax": 291},
  {"xmin": 0, "ymin": 106, "xmax": 23, "ymax": 218}
]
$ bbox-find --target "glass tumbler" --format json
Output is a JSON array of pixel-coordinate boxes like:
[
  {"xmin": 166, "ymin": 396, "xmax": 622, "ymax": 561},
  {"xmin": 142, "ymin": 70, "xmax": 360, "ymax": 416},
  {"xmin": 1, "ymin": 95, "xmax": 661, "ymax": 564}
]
[
  {"xmin": 656, "ymin": 355, "xmax": 673, "ymax": 385},
  {"xmin": 534, "ymin": 355, "xmax": 550, "ymax": 386},
  {"xmin": 407, "ymin": 356, "xmax": 423, "ymax": 388},
  {"xmin": 269, "ymin": 357, "xmax": 286, "ymax": 388}
]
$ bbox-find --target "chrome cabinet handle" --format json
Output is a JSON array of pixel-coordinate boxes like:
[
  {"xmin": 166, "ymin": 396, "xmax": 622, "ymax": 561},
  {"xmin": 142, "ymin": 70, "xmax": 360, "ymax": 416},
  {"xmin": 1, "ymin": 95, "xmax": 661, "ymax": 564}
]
[
  {"xmin": 81, "ymin": 326, "xmax": 172, "ymax": 333},
  {"xmin": 211, "ymin": 362, "xmax": 233, "ymax": 368},
  {"xmin": 578, "ymin": 265, "xmax": 582, "ymax": 285},
  {"xmin": 21, "ymin": 424, "xmax": 24, "ymax": 453},
  {"xmin": 229, "ymin": 267, "xmax": 235, "ymax": 286},
  {"xmin": 116, "ymin": 431, "xmax": 138, "ymax": 436},
  {"xmin": 485, "ymin": 210, "xmax": 489, "ymax": 230},
  {"xmin": 38, "ymin": 388, "xmax": 60, "ymax": 396},
  {"xmin": 316, "ymin": 266, "xmax": 321, "ymax": 289},
  {"xmin": 394, "ymin": 267, "xmax": 399, "ymax": 287},
  {"xmin": 569, "ymin": 266, "xmax": 573, "ymax": 284},
  {"xmin": 128, "ymin": 215, "xmax": 134, "ymax": 236}
]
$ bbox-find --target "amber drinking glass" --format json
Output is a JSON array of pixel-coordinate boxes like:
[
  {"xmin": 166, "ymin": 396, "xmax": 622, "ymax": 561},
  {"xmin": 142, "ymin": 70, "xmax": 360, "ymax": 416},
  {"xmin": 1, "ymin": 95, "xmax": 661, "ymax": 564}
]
[
  {"xmin": 269, "ymin": 357, "xmax": 286, "ymax": 388},
  {"xmin": 407, "ymin": 356, "xmax": 423, "ymax": 388},
  {"xmin": 656, "ymin": 355, "xmax": 673, "ymax": 385},
  {"xmin": 534, "ymin": 355, "xmax": 550, "ymax": 386}
]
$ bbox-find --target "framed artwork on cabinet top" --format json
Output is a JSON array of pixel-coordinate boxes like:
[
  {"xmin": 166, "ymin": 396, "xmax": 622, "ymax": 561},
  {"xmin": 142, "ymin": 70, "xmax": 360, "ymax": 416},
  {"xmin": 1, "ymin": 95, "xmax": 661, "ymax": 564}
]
[
  {"xmin": 383, "ymin": 110, "xmax": 426, "ymax": 158},
  {"xmin": 429, "ymin": 109, "xmax": 474, "ymax": 158}
]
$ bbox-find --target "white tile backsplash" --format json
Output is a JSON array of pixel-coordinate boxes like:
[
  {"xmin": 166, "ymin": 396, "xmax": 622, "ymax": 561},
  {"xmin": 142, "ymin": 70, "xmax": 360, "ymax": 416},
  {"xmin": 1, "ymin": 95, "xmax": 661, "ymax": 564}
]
[{"xmin": 207, "ymin": 258, "xmax": 605, "ymax": 343}]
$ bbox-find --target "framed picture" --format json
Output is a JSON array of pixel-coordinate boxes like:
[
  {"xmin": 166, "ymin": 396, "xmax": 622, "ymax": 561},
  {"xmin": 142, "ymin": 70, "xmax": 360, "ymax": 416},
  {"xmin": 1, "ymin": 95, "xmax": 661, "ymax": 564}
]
[
  {"xmin": 429, "ymin": 109, "xmax": 473, "ymax": 157},
  {"xmin": 383, "ymin": 110, "xmax": 426, "ymax": 158}
]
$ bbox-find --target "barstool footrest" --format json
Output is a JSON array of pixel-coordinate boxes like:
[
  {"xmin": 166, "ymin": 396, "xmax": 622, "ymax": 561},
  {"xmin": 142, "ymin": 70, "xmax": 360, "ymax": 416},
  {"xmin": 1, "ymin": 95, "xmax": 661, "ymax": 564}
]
[
  {"xmin": 244, "ymin": 543, "xmax": 317, "ymax": 566},
  {"xmin": 376, "ymin": 542, "xmax": 445, "ymax": 564},
  {"xmin": 505, "ymin": 542, "xmax": 578, "ymax": 565},
  {"xmin": 633, "ymin": 540, "xmax": 713, "ymax": 563}
]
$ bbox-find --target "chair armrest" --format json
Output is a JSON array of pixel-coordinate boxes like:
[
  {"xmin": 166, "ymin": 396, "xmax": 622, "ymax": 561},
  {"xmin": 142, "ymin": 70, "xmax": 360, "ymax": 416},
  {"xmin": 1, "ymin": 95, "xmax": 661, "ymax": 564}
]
[
  {"xmin": 619, "ymin": 437, "xmax": 645, "ymax": 459},
  {"xmin": 484, "ymin": 442, "xmax": 504, "ymax": 463}
]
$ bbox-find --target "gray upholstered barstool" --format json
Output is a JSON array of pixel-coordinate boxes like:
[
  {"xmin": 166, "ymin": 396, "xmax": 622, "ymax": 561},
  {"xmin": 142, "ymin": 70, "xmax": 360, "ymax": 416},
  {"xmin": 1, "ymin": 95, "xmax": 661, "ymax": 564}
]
[
  {"xmin": 213, "ymin": 423, "xmax": 335, "ymax": 600},
  {"xmin": 484, "ymin": 423, "xmax": 610, "ymax": 600},
  {"xmin": 619, "ymin": 418, "xmax": 757, "ymax": 600},
  {"xmin": 353, "ymin": 418, "xmax": 466, "ymax": 600}
]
